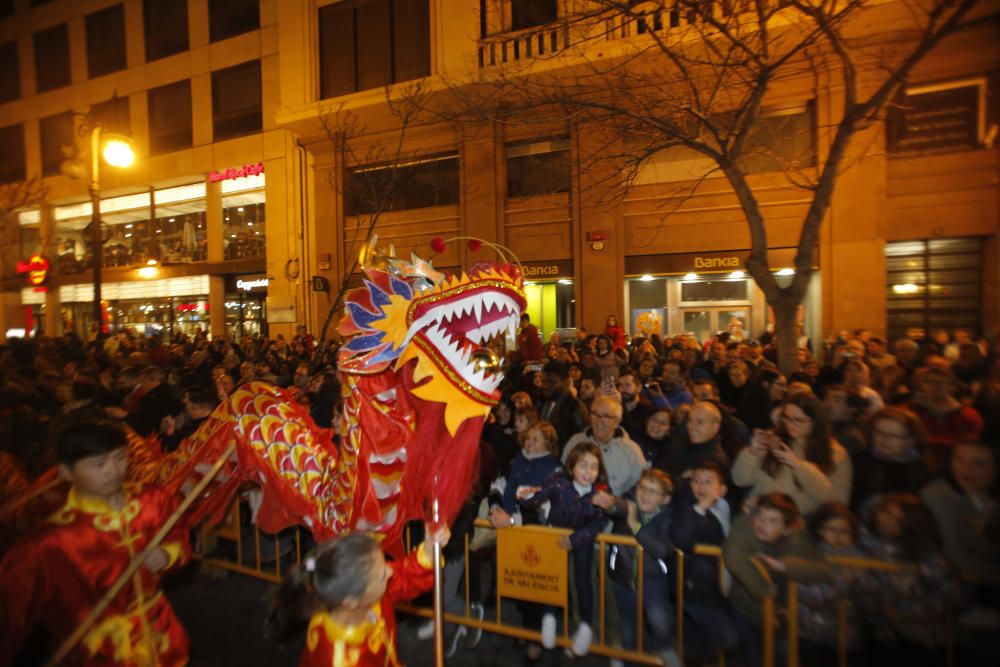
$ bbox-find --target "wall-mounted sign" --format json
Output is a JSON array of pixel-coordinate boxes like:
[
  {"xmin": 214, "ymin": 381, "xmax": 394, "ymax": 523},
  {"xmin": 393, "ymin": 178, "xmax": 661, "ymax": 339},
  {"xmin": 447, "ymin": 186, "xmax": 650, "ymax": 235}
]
[
  {"xmin": 625, "ymin": 247, "xmax": 817, "ymax": 276},
  {"xmin": 209, "ymin": 162, "xmax": 265, "ymax": 183},
  {"xmin": 16, "ymin": 254, "xmax": 49, "ymax": 286},
  {"xmin": 521, "ymin": 259, "xmax": 573, "ymax": 280},
  {"xmin": 311, "ymin": 276, "xmax": 330, "ymax": 292},
  {"xmin": 236, "ymin": 278, "xmax": 269, "ymax": 291},
  {"xmin": 224, "ymin": 274, "xmax": 270, "ymax": 293}
]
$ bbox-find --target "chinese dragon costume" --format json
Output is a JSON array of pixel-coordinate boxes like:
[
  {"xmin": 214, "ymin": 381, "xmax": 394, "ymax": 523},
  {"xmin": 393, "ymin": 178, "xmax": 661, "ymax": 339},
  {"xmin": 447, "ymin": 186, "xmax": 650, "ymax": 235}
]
[{"xmin": 131, "ymin": 238, "xmax": 526, "ymax": 554}]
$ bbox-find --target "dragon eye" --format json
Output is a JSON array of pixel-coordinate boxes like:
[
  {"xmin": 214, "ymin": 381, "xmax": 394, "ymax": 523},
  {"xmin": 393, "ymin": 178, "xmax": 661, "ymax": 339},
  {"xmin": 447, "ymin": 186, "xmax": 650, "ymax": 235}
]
[{"xmin": 470, "ymin": 348, "xmax": 500, "ymax": 376}]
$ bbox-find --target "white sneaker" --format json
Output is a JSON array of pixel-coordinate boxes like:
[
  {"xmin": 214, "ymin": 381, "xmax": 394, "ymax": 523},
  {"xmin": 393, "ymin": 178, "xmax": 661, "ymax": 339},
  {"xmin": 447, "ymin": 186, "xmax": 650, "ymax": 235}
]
[
  {"xmin": 466, "ymin": 602, "xmax": 485, "ymax": 648},
  {"xmin": 541, "ymin": 613, "xmax": 557, "ymax": 649},
  {"xmin": 445, "ymin": 625, "xmax": 467, "ymax": 658},
  {"xmin": 571, "ymin": 622, "xmax": 592, "ymax": 656},
  {"xmin": 416, "ymin": 619, "xmax": 434, "ymax": 641},
  {"xmin": 659, "ymin": 648, "xmax": 684, "ymax": 667}
]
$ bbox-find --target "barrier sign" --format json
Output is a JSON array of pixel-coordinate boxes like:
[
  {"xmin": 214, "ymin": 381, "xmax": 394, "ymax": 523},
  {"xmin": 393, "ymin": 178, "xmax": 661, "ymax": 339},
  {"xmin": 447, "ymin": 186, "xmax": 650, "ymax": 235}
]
[{"xmin": 496, "ymin": 525, "xmax": 570, "ymax": 606}]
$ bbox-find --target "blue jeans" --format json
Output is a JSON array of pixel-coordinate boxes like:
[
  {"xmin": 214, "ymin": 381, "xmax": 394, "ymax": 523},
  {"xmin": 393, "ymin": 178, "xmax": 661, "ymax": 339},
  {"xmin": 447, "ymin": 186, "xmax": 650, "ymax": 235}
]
[
  {"xmin": 612, "ymin": 573, "xmax": 674, "ymax": 654},
  {"xmin": 683, "ymin": 603, "xmax": 740, "ymax": 659}
]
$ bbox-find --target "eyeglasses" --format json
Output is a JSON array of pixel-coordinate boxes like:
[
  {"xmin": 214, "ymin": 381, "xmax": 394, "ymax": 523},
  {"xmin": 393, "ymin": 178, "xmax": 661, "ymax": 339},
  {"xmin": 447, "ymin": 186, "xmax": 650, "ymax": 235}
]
[
  {"xmin": 873, "ymin": 429, "xmax": 911, "ymax": 440},
  {"xmin": 592, "ymin": 412, "xmax": 619, "ymax": 421},
  {"xmin": 637, "ymin": 484, "xmax": 667, "ymax": 496},
  {"xmin": 782, "ymin": 414, "xmax": 812, "ymax": 426}
]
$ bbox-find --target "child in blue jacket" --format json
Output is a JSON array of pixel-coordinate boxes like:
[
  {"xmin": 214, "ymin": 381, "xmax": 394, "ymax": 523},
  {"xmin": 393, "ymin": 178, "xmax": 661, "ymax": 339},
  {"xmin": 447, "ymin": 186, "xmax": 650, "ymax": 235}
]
[{"xmin": 518, "ymin": 441, "xmax": 610, "ymax": 657}]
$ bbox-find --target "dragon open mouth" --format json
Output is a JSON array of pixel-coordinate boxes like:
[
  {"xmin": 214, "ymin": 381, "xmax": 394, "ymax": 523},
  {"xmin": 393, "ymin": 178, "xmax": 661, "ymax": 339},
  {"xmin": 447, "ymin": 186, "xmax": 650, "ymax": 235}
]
[{"xmin": 409, "ymin": 278, "xmax": 524, "ymax": 396}]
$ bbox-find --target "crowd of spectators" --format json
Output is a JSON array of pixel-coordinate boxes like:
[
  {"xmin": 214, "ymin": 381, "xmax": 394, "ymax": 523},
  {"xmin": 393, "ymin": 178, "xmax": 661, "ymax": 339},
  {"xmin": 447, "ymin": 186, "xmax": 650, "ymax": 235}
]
[{"xmin": 0, "ymin": 318, "xmax": 997, "ymax": 665}]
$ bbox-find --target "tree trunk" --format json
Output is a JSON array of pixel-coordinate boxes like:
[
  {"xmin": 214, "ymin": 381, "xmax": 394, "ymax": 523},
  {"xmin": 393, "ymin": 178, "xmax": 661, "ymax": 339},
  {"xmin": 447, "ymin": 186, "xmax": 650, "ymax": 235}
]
[{"xmin": 772, "ymin": 296, "xmax": 801, "ymax": 377}]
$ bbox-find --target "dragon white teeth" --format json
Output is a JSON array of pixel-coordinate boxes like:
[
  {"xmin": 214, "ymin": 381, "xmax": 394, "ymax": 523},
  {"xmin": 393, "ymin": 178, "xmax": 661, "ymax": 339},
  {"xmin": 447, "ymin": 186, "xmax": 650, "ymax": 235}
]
[{"xmin": 473, "ymin": 300, "xmax": 482, "ymax": 323}]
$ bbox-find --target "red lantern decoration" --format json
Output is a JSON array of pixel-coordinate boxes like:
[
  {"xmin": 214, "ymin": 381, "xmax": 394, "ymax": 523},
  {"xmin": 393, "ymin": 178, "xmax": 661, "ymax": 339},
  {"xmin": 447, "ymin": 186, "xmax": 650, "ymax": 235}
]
[
  {"xmin": 430, "ymin": 236, "xmax": 447, "ymax": 254},
  {"xmin": 468, "ymin": 239, "xmax": 482, "ymax": 252}
]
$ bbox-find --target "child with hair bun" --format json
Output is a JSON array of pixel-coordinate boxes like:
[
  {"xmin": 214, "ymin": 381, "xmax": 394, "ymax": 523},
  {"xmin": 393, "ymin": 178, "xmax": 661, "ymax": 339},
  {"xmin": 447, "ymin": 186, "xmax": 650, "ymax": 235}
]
[{"xmin": 273, "ymin": 525, "xmax": 450, "ymax": 666}]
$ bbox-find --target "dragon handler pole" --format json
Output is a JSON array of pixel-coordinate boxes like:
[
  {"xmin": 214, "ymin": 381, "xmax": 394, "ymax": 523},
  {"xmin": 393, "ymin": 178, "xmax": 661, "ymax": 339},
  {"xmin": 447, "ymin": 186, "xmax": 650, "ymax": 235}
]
[
  {"xmin": 44, "ymin": 442, "xmax": 238, "ymax": 667},
  {"xmin": 431, "ymin": 488, "xmax": 445, "ymax": 667}
]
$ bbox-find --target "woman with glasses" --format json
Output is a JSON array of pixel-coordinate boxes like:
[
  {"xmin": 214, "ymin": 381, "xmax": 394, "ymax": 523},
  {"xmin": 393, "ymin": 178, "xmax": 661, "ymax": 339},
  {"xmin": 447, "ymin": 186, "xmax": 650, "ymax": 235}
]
[
  {"xmin": 732, "ymin": 393, "xmax": 852, "ymax": 514},
  {"xmin": 850, "ymin": 407, "xmax": 930, "ymax": 511}
]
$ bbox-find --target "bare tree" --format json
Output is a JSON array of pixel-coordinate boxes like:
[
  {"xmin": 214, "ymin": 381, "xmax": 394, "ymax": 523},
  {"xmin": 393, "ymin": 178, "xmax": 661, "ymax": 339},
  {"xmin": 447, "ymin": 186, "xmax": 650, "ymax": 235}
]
[
  {"xmin": 312, "ymin": 81, "xmax": 447, "ymax": 362},
  {"xmin": 0, "ymin": 179, "xmax": 49, "ymax": 290},
  {"xmin": 437, "ymin": 0, "xmax": 991, "ymax": 372}
]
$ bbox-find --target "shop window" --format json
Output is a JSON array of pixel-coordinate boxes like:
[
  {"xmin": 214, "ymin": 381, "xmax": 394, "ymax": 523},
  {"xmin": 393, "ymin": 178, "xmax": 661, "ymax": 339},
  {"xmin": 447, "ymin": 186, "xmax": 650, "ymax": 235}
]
[
  {"xmin": 39, "ymin": 111, "xmax": 74, "ymax": 177},
  {"xmin": 148, "ymin": 80, "xmax": 192, "ymax": 154},
  {"xmin": 886, "ymin": 237, "xmax": 983, "ymax": 341},
  {"xmin": 223, "ymin": 191, "xmax": 265, "ymax": 260},
  {"xmin": 345, "ymin": 155, "xmax": 459, "ymax": 216},
  {"xmin": 0, "ymin": 124, "xmax": 26, "ymax": 183},
  {"xmin": 143, "ymin": 0, "xmax": 188, "ymax": 62},
  {"xmin": 145, "ymin": 184, "xmax": 207, "ymax": 264},
  {"xmin": 20, "ymin": 226, "xmax": 41, "ymax": 257},
  {"xmin": 212, "ymin": 60, "xmax": 262, "ymax": 141},
  {"xmin": 0, "ymin": 41, "xmax": 20, "ymax": 103},
  {"xmin": 511, "ymin": 0, "xmax": 557, "ymax": 31},
  {"xmin": 209, "ymin": 0, "xmax": 259, "ymax": 42},
  {"xmin": 887, "ymin": 79, "xmax": 987, "ymax": 156},
  {"xmin": 318, "ymin": 0, "xmax": 430, "ymax": 99},
  {"xmin": 506, "ymin": 138, "xmax": 571, "ymax": 197},
  {"xmin": 86, "ymin": 5, "xmax": 127, "ymax": 78},
  {"xmin": 90, "ymin": 95, "xmax": 131, "ymax": 136},
  {"xmin": 628, "ymin": 277, "xmax": 667, "ymax": 337},
  {"xmin": 34, "ymin": 23, "xmax": 70, "ymax": 92}
]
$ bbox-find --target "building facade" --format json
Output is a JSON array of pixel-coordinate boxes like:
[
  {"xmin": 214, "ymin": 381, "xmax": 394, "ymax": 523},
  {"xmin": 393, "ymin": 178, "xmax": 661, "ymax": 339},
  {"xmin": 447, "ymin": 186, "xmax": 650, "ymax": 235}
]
[
  {"xmin": 0, "ymin": 0, "xmax": 310, "ymax": 341},
  {"xmin": 1, "ymin": 0, "xmax": 998, "ymax": 347}
]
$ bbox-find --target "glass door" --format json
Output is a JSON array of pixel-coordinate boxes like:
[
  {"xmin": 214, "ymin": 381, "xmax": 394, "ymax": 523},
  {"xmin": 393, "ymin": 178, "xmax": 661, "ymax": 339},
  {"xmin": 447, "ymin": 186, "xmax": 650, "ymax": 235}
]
[{"xmin": 681, "ymin": 307, "xmax": 751, "ymax": 343}]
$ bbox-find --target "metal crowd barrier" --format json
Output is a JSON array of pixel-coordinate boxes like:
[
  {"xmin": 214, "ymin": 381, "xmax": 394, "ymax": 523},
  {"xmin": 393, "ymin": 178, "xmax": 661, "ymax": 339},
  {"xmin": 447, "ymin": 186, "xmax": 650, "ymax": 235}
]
[{"xmin": 193, "ymin": 506, "xmax": 957, "ymax": 667}]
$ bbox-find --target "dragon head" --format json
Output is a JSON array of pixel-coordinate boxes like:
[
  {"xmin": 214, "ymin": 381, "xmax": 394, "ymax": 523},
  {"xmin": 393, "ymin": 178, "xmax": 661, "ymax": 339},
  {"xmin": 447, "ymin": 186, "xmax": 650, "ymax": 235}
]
[{"xmin": 339, "ymin": 246, "xmax": 525, "ymax": 435}]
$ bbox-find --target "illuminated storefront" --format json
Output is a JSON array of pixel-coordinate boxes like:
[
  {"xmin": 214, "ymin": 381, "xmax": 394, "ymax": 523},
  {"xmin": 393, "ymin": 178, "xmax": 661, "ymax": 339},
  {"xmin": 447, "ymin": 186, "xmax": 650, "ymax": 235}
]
[{"xmin": 520, "ymin": 260, "xmax": 575, "ymax": 342}]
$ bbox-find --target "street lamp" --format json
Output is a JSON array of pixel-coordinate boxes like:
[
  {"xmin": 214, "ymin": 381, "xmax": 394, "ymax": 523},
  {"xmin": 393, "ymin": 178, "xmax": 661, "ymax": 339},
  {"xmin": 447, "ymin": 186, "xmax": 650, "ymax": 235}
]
[{"xmin": 62, "ymin": 118, "xmax": 135, "ymax": 341}]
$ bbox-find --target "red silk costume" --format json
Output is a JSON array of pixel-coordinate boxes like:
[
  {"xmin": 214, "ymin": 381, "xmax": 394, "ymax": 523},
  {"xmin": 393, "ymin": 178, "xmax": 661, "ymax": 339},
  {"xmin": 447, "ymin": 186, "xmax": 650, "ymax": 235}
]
[
  {"xmin": 0, "ymin": 484, "xmax": 191, "ymax": 666},
  {"xmin": 300, "ymin": 546, "xmax": 435, "ymax": 667}
]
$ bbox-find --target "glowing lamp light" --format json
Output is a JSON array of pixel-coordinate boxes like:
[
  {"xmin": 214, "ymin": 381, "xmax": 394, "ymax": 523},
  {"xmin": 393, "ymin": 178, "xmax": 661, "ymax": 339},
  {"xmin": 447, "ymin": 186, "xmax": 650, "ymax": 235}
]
[
  {"xmin": 729, "ymin": 270, "xmax": 745, "ymax": 279},
  {"xmin": 138, "ymin": 266, "xmax": 158, "ymax": 279},
  {"xmin": 102, "ymin": 136, "xmax": 135, "ymax": 168},
  {"xmin": 558, "ymin": 279, "xmax": 573, "ymax": 285},
  {"xmin": 683, "ymin": 273, "xmax": 698, "ymax": 281},
  {"xmin": 639, "ymin": 274, "xmax": 654, "ymax": 282},
  {"xmin": 777, "ymin": 268, "xmax": 795, "ymax": 276},
  {"xmin": 892, "ymin": 283, "xmax": 920, "ymax": 295},
  {"xmin": 145, "ymin": 258, "xmax": 158, "ymax": 266}
]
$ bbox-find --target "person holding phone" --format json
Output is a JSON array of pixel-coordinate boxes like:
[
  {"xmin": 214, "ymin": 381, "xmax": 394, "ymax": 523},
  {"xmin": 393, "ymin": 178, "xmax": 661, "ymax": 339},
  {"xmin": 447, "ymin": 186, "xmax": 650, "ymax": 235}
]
[{"xmin": 732, "ymin": 394, "xmax": 852, "ymax": 514}]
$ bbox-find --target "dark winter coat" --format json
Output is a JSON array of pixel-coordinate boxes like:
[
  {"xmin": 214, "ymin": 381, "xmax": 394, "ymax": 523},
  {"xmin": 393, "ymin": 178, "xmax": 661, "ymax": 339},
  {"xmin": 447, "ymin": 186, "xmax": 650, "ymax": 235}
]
[
  {"xmin": 519, "ymin": 472, "xmax": 609, "ymax": 550},
  {"xmin": 605, "ymin": 495, "xmax": 673, "ymax": 587}
]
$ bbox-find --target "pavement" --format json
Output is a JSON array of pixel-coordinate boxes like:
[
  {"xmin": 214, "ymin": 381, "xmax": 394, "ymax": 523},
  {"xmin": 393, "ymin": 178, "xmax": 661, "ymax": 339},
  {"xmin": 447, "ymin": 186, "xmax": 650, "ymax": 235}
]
[{"xmin": 168, "ymin": 563, "xmax": 617, "ymax": 667}]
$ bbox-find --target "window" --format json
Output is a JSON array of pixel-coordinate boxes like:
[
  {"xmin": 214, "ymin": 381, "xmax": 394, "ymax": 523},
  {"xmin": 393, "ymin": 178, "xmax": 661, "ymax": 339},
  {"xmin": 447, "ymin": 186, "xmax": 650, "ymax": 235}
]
[
  {"xmin": 34, "ymin": 24, "xmax": 71, "ymax": 92},
  {"xmin": 506, "ymin": 138, "xmax": 571, "ymax": 197},
  {"xmin": 0, "ymin": 42, "xmax": 20, "ymax": 103},
  {"xmin": 887, "ymin": 79, "xmax": 986, "ymax": 156},
  {"xmin": 20, "ymin": 226, "xmax": 42, "ymax": 257},
  {"xmin": 511, "ymin": 0, "xmax": 557, "ymax": 31},
  {"xmin": 223, "ymin": 192, "xmax": 265, "ymax": 260},
  {"xmin": 91, "ymin": 95, "xmax": 131, "ymax": 136},
  {"xmin": 345, "ymin": 155, "xmax": 459, "ymax": 216},
  {"xmin": 319, "ymin": 0, "xmax": 430, "ymax": 99},
  {"xmin": 148, "ymin": 80, "xmax": 192, "ymax": 154},
  {"xmin": 39, "ymin": 111, "xmax": 73, "ymax": 176},
  {"xmin": 86, "ymin": 5, "xmax": 127, "ymax": 78},
  {"xmin": 144, "ymin": 0, "xmax": 188, "ymax": 62},
  {"xmin": 739, "ymin": 102, "xmax": 816, "ymax": 173},
  {"xmin": 0, "ymin": 124, "xmax": 26, "ymax": 183},
  {"xmin": 886, "ymin": 237, "xmax": 983, "ymax": 341},
  {"xmin": 212, "ymin": 60, "xmax": 261, "ymax": 141},
  {"xmin": 209, "ymin": 0, "xmax": 259, "ymax": 42},
  {"xmin": 680, "ymin": 279, "xmax": 748, "ymax": 302}
]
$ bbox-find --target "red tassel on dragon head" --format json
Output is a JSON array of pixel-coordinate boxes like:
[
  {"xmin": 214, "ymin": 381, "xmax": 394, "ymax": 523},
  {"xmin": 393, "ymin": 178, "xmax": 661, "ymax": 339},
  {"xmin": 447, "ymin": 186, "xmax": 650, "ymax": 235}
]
[{"xmin": 138, "ymin": 235, "xmax": 525, "ymax": 555}]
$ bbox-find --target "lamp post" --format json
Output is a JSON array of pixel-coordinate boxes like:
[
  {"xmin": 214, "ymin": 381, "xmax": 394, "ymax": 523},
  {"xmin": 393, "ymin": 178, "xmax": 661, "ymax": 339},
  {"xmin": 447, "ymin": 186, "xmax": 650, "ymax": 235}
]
[{"xmin": 63, "ymin": 118, "xmax": 134, "ymax": 341}]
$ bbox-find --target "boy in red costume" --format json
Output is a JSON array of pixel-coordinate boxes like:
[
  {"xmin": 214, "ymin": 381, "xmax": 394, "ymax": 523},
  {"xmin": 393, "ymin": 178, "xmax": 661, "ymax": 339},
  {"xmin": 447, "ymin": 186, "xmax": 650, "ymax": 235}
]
[{"xmin": 0, "ymin": 420, "xmax": 191, "ymax": 666}]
